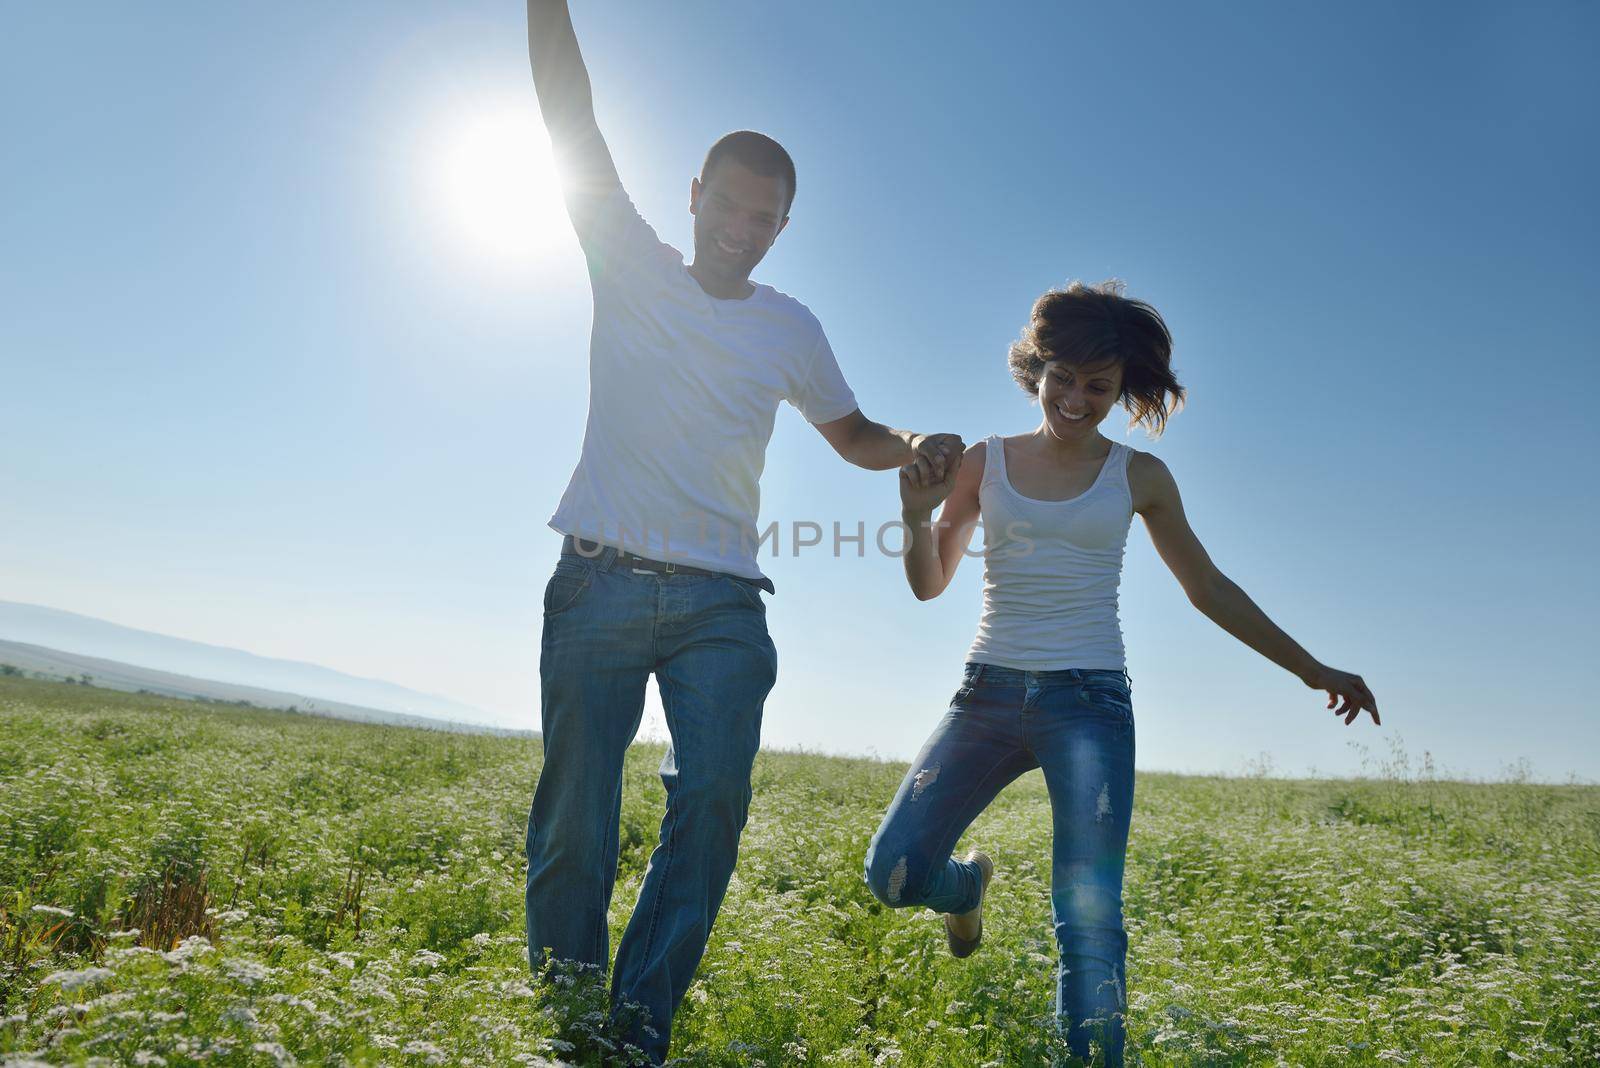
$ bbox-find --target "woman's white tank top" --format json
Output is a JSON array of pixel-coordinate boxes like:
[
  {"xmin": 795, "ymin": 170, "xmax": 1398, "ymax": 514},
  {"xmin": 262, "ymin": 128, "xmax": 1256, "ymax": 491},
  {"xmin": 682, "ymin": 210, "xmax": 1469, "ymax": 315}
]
[{"xmin": 966, "ymin": 434, "xmax": 1134, "ymax": 671}]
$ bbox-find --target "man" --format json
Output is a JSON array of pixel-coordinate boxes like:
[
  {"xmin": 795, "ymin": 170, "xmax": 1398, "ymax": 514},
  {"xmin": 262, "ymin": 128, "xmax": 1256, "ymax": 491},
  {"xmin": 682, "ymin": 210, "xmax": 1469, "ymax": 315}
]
[{"xmin": 524, "ymin": 2, "xmax": 962, "ymax": 1061}]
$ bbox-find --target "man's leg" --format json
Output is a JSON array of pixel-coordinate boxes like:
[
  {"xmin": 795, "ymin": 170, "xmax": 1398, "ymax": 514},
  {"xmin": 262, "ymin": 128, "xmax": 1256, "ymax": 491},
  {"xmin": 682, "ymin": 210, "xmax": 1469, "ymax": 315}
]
[
  {"xmin": 609, "ymin": 576, "xmax": 777, "ymax": 1062},
  {"xmin": 526, "ymin": 555, "xmax": 655, "ymax": 973}
]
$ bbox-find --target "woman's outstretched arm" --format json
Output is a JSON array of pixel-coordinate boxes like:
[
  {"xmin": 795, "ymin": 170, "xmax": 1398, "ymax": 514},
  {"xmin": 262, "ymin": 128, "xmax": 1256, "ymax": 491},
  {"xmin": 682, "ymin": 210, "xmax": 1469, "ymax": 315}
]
[{"xmin": 1130, "ymin": 451, "xmax": 1380, "ymax": 725}]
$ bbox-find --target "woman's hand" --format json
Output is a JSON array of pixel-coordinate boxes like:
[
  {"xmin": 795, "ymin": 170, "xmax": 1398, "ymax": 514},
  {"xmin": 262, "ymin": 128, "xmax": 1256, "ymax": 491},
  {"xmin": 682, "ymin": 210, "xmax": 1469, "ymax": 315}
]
[
  {"xmin": 899, "ymin": 440, "xmax": 983, "ymax": 601},
  {"xmin": 900, "ymin": 451, "xmax": 962, "ymax": 516},
  {"xmin": 1302, "ymin": 664, "xmax": 1380, "ymax": 726},
  {"xmin": 911, "ymin": 433, "xmax": 964, "ymax": 481}
]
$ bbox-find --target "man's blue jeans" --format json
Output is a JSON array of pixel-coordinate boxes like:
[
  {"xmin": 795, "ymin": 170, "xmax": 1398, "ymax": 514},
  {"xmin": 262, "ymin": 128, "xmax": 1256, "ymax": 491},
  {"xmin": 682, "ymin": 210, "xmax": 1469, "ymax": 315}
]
[
  {"xmin": 864, "ymin": 663, "xmax": 1136, "ymax": 1066},
  {"xmin": 526, "ymin": 543, "xmax": 777, "ymax": 1064}
]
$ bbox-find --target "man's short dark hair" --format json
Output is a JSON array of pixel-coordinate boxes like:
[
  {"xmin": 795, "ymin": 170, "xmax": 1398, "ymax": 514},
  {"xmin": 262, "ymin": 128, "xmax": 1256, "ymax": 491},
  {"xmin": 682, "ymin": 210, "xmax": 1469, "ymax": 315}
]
[{"xmin": 700, "ymin": 131, "xmax": 796, "ymax": 214}]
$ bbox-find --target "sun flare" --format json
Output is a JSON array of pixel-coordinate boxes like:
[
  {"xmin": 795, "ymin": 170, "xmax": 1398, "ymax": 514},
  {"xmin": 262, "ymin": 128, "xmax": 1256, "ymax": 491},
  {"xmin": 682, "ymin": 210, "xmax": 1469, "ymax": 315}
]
[{"xmin": 429, "ymin": 103, "xmax": 569, "ymax": 269}]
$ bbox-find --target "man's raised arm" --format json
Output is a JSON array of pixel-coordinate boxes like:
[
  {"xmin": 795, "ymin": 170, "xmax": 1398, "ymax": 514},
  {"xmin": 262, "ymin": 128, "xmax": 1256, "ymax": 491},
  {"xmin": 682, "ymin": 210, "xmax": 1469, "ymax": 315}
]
[{"xmin": 527, "ymin": 0, "xmax": 623, "ymax": 230}]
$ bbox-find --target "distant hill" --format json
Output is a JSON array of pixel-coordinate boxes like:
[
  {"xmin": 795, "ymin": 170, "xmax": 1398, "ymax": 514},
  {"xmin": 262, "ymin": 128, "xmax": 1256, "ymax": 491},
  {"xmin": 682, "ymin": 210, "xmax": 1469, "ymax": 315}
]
[
  {"xmin": 0, "ymin": 600, "xmax": 503, "ymax": 730},
  {"xmin": 0, "ymin": 639, "xmax": 528, "ymax": 733}
]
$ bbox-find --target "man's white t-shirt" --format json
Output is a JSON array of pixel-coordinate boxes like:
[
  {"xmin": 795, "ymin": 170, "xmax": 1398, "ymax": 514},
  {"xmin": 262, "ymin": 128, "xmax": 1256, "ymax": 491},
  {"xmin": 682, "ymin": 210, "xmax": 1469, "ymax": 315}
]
[{"xmin": 548, "ymin": 186, "xmax": 858, "ymax": 583}]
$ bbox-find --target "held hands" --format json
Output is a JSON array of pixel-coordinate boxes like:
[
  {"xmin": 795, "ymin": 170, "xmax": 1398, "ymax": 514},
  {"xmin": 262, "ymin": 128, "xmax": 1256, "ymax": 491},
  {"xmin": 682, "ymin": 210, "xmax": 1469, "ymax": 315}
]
[
  {"xmin": 905, "ymin": 433, "xmax": 964, "ymax": 486},
  {"xmin": 900, "ymin": 433, "xmax": 964, "ymax": 515},
  {"xmin": 1302, "ymin": 664, "xmax": 1380, "ymax": 726}
]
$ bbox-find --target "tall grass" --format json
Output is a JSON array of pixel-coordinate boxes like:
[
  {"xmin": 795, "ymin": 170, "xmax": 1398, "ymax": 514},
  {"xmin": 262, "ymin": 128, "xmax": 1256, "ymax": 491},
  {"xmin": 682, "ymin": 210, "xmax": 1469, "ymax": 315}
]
[{"xmin": 2, "ymin": 677, "xmax": 1596, "ymax": 1065}]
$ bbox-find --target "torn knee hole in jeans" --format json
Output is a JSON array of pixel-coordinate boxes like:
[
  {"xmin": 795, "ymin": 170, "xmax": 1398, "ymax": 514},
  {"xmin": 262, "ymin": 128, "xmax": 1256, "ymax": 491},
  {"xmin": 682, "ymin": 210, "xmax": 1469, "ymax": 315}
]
[
  {"xmin": 886, "ymin": 856, "xmax": 908, "ymax": 903},
  {"xmin": 910, "ymin": 764, "xmax": 940, "ymax": 801}
]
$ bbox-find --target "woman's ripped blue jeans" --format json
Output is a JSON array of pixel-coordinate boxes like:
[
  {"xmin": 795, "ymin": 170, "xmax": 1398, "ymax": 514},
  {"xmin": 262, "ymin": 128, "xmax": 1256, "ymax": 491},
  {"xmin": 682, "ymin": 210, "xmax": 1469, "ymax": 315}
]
[{"xmin": 865, "ymin": 663, "xmax": 1136, "ymax": 1065}]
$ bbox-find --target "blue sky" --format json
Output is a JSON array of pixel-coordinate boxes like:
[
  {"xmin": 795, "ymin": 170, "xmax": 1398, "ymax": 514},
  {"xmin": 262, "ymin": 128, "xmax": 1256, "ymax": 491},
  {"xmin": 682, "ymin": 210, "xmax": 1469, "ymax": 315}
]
[{"xmin": 3, "ymin": 2, "xmax": 1596, "ymax": 779}]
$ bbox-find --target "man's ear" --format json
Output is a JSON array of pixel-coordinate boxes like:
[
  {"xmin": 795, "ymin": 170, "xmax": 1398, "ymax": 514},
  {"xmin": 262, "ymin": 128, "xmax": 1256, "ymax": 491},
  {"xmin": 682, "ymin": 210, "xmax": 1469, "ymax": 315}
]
[
  {"xmin": 774, "ymin": 215, "xmax": 790, "ymax": 240},
  {"xmin": 689, "ymin": 176, "xmax": 702, "ymax": 215}
]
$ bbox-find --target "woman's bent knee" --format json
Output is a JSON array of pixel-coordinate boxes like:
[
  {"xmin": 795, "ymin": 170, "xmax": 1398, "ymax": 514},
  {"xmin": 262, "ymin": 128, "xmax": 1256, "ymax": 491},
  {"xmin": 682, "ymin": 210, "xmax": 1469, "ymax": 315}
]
[{"xmin": 864, "ymin": 837, "xmax": 919, "ymax": 907}]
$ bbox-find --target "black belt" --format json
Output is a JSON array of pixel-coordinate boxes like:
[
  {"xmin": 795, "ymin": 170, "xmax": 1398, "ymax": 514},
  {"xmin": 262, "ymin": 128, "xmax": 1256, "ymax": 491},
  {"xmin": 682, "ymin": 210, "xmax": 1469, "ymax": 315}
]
[{"xmin": 562, "ymin": 535, "xmax": 775, "ymax": 594}]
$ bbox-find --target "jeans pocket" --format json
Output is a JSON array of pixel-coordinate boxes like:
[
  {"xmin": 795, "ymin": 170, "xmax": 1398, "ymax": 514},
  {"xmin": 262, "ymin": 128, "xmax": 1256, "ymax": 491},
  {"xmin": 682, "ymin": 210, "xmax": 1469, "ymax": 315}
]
[
  {"xmin": 1080, "ymin": 681, "xmax": 1134, "ymax": 725},
  {"xmin": 724, "ymin": 576, "xmax": 766, "ymax": 613},
  {"xmin": 543, "ymin": 560, "xmax": 593, "ymax": 617},
  {"xmin": 950, "ymin": 668, "xmax": 984, "ymax": 708}
]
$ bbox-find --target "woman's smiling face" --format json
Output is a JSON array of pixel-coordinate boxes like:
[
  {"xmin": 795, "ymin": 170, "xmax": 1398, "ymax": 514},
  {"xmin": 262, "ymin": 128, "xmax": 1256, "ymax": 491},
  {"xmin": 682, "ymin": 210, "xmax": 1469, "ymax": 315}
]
[{"xmin": 1037, "ymin": 358, "xmax": 1124, "ymax": 440}]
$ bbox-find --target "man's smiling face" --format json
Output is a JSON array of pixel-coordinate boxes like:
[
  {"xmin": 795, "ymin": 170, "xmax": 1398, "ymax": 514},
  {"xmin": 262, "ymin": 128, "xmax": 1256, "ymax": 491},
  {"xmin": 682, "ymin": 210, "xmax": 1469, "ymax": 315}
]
[{"xmin": 689, "ymin": 159, "xmax": 790, "ymax": 289}]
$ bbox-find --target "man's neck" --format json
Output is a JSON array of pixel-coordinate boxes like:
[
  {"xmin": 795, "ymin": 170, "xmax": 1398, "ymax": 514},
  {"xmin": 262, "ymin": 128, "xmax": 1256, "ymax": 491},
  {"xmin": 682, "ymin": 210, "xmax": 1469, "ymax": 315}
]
[{"xmin": 686, "ymin": 261, "xmax": 756, "ymax": 301}]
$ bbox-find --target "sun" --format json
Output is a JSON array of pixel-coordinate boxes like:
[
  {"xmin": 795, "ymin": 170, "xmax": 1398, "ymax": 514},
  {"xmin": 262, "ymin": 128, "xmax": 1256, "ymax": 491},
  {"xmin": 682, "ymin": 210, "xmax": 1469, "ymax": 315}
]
[{"xmin": 429, "ymin": 102, "xmax": 570, "ymax": 269}]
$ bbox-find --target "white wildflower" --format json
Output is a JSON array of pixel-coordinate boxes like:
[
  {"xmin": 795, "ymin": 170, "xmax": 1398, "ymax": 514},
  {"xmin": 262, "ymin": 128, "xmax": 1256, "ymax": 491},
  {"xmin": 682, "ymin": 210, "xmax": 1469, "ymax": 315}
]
[
  {"xmin": 221, "ymin": 1003, "xmax": 259, "ymax": 1028},
  {"xmin": 106, "ymin": 945, "xmax": 157, "ymax": 964},
  {"xmin": 401, "ymin": 1040, "xmax": 447, "ymax": 1064},
  {"xmin": 42, "ymin": 967, "xmax": 114, "ymax": 992},
  {"xmin": 224, "ymin": 958, "xmax": 271, "ymax": 987},
  {"xmin": 252, "ymin": 1042, "xmax": 297, "ymax": 1067},
  {"xmin": 81, "ymin": 990, "xmax": 135, "ymax": 1012},
  {"xmin": 163, "ymin": 935, "xmax": 213, "ymax": 964},
  {"xmin": 265, "ymin": 993, "xmax": 318, "ymax": 1012}
]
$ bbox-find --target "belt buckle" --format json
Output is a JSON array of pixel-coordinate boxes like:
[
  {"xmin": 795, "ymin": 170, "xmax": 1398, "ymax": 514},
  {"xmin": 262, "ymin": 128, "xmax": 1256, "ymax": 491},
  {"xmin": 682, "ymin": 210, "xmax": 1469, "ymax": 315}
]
[{"xmin": 662, "ymin": 561, "xmax": 678, "ymax": 575}]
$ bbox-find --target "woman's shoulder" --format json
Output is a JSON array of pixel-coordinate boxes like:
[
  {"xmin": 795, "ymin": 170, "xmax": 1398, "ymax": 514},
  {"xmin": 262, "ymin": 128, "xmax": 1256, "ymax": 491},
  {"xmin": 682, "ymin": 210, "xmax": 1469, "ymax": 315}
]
[
  {"xmin": 953, "ymin": 438, "xmax": 988, "ymax": 490},
  {"xmin": 981, "ymin": 432, "xmax": 1034, "ymax": 459},
  {"xmin": 1124, "ymin": 447, "xmax": 1180, "ymax": 512},
  {"xmin": 1123, "ymin": 445, "xmax": 1164, "ymax": 473}
]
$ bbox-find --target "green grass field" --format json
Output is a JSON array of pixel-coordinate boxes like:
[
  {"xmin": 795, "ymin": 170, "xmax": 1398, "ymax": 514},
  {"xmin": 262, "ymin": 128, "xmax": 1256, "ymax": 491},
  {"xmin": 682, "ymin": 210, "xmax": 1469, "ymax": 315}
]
[{"xmin": 2, "ymin": 676, "xmax": 1597, "ymax": 1066}]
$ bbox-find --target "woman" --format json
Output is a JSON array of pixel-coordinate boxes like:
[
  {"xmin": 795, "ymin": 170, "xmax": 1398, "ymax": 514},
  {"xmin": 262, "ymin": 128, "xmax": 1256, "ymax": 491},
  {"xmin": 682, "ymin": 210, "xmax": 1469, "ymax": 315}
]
[{"xmin": 863, "ymin": 281, "xmax": 1378, "ymax": 1064}]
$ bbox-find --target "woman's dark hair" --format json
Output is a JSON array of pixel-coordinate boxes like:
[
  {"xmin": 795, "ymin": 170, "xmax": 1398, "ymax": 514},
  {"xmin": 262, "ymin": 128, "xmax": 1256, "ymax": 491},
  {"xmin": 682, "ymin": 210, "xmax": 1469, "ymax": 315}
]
[
  {"xmin": 701, "ymin": 130, "xmax": 796, "ymax": 213},
  {"xmin": 1008, "ymin": 280, "xmax": 1185, "ymax": 437}
]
